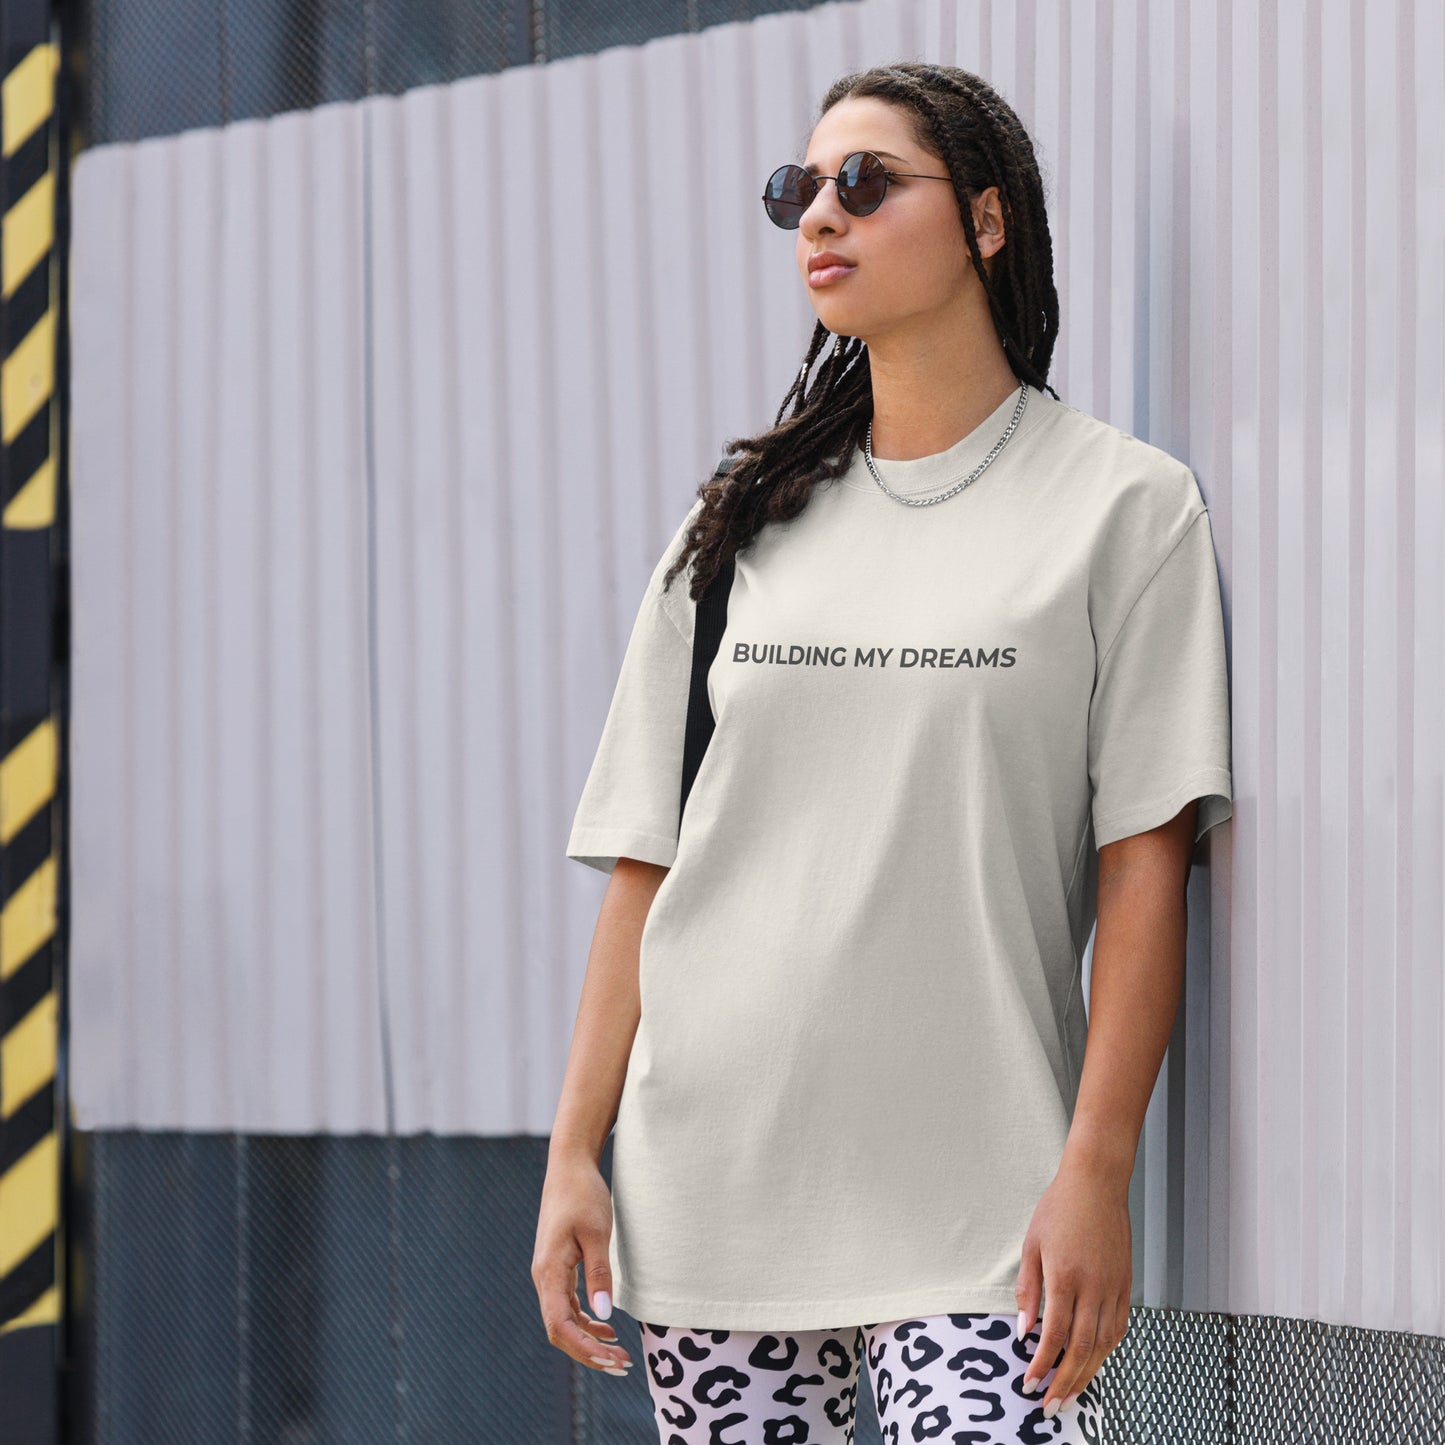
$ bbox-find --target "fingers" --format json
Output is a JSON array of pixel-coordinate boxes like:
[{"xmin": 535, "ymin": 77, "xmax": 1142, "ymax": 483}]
[
  {"xmin": 1039, "ymin": 1296, "xmax": 1105, "ymax": 1416},
  {"xmin": 1022, "ymin": 1279, "xmax": 1072, "ymax": 1399},
  {"xmin": 578, "ymin": 1307, "xmax": 620, "ymax": 1346},
  {"xmin": 1014, "ymin": 1237, "xmax": 1042, "ymax": 1341},
  {"xmin": 1075, "ymin": 1294, "xmax": 1128, "ymax": 1395},
  {"xmin": 576, "ymin": 1253, "xmax": 632, "ymax": 1372},
  {"xmin": 534, "ymin": 1264, "xmax": 634, "ymax": 1376},
  {"xmin": 577, "ymin": 1303, "xmax": 629, "ymax": 1360}
]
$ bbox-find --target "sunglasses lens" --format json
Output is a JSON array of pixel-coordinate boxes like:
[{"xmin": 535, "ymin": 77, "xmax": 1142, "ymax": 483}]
[
  {"xmin": 761, "ymin": 153, "xmax": 890, "ymax": 228},
  {"xmin": 762, "ymin": 163, "xmax": 814, "ymax": 229},
  {"xmin": 837, "ymin": 152, "xmax": 887, "ymax": 215}
]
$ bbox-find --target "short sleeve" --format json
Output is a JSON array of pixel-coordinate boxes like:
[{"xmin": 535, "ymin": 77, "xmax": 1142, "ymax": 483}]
[
  {"xmin": 564, "ymin": 506, "xmax": 699, "ymax": 875},
  {"xmin": 1088, "ymin": 507, "xmax": 1234, "ymax": 848}
]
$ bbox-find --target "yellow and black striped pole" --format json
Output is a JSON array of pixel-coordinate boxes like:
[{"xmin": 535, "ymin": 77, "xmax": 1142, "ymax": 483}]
[{"xmin": 0, "ymin": 0, "xmax": 64, "ymax": 1437}]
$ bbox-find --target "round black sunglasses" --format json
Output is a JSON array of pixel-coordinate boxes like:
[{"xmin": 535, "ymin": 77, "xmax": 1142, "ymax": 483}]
[{"xmin": 761, "ymin": 150, "xmax": 953, "ymax": 229}]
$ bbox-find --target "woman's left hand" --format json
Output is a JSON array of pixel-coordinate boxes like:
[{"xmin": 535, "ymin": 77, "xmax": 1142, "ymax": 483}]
[{"xmin": 1013, "ymin": 1155, "xmax": 1132, "ymax": 1417}]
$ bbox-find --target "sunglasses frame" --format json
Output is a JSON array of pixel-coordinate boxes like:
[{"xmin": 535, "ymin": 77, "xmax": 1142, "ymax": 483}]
[{"xmin": 761, "ymin": 150, "xmax": 953, "ymax": 229}]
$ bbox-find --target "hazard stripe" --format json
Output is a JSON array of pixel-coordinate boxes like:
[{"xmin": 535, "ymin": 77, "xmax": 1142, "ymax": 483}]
[
  {"xmin": 1, "ymin": 990, "xmax": 55, "ymax": 1118},
  {"xmin": 0, "ymin": 15, "xmax": 62, "ymax": 1377},
  {"xmin": 0, "ymin": 45, "xmax": 56, "ymax": 160},
  {"xmin": 0, "ymin": 720, "xmax": 55, "ymax": 844},
  {"xmin": 1, "ymin": 306, "xmax": 53, "ymax": 447},
  {"xmin": 3, "ymin": 167, "xmax": 52, "ymax": 298}
]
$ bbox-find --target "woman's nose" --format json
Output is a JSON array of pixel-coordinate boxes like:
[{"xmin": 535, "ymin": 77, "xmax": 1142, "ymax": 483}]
[{"xmin": 800, "ymin": 179, "xmax": 848, "ymax": 237}]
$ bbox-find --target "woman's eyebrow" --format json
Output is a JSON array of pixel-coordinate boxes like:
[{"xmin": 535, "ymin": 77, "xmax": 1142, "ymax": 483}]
[{"xmin": 802, "ymin": 149, "xmax": 911, "ymax": 175}]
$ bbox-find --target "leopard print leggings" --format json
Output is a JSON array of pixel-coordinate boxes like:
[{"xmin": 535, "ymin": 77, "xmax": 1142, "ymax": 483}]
[{"xmin": 638, "ymin": 1312, "xmax": 1105, "ymax": 1443}]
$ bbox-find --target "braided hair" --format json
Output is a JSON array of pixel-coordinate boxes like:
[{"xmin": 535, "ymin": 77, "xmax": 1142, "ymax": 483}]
[{"xmin": 661, "ymin": 62, "xmax": 1060, "ymax": 603}]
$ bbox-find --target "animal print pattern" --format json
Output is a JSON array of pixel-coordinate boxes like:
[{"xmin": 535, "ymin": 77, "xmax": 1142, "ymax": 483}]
[{"xmin": 639, "ymin": 1311, "xmax": 1104, "ymax": 1443}]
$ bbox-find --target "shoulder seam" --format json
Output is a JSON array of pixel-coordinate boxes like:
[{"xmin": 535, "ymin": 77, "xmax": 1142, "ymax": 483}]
[
  {"xmin": 1094, "ymin": 505, "xmax": 1209, "ymax": 674},
  {"xmin": 652, "ymin": 575, "xmax": 692, "ymax": 644}
]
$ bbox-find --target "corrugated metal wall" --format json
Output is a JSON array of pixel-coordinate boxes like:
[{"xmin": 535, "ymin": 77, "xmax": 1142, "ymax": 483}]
[{"xmin": 66, "ymin": 0, "xmax": 1445, "ymax": 1337}]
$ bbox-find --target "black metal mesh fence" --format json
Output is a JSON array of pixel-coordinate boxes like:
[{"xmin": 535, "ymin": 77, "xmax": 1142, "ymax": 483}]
[
  {"xmin": 70, "ymin": 1130, "xmax": 1445, "ymax": 1444},
  {"xmin": 69, "ymin": 0, "xmax": 844, "ymax": 147},
  {"xmin": 74, "ymin": 1131, "xmax": 640, "ymax": 1443}
]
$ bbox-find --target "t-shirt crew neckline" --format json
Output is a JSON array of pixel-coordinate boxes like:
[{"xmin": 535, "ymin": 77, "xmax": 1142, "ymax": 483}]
[{"xmin": 838, "ymin": 380, "xmax": 1048, "ymax": 498}]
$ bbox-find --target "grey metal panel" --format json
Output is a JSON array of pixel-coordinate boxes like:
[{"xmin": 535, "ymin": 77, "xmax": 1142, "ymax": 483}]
[{"xmin": 68, "ymin": 106, "xmax": 386, "ymax": 1133}]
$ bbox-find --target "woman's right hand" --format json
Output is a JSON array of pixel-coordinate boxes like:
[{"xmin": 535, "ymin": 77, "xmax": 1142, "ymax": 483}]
[{"xmin": 532, "ymin": 1152, "xmax": 635, "ymax": 1377}]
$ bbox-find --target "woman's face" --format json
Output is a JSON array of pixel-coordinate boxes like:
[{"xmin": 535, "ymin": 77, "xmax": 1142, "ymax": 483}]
[{"xmin": 794, "ymin": 96, "xmax": 1002, "ymax": 347}]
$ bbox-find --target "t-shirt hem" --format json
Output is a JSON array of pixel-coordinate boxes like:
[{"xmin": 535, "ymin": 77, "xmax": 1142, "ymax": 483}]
[
  {"xmin": 1092, "ymin": 767, "xmax": 1234, "ymax": 849},
  {"xmin": 565, "ymin": 825, "xmax": 678, "ymax": 873},
  {"xmin": 614, "ymin": 1279, "xmax": 1024, "ymax": 1332}
]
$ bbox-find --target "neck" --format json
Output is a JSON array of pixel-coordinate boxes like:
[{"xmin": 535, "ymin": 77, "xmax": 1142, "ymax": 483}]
[{"xmin": 863, "ymin": 324, "xmax": 1019, "ymax": 462}]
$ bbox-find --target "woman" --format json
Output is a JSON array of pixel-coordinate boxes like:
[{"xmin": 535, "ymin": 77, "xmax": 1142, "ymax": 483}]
[{"xmin": 534, "ymin": 61, "xmax": 1232, "ymax": 1444}]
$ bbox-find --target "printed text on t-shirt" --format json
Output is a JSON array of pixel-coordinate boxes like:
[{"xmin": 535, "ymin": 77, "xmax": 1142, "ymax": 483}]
[{"xmin": 731, "ymin": 642, "xmax": 1018, "ymax": 668}]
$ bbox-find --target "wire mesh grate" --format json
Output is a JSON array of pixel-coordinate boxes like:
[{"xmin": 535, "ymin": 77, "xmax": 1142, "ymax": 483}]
[
  {"xmin": 74, "ymin": 1130, "xmax": 1445, "ymax": 1444},
  {"xmin": 72, "ymin": 0, "xmax": 845, "ymax": 147}
]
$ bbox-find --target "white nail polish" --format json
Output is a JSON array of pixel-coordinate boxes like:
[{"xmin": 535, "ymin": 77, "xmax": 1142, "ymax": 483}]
[
  {"xmin": 593, "ymin": 1290, "xmax": 613, "ymax": 1320},
  {"xmin": 1016, "ymin": 1310, "xmax": 1027, "ymax": 1340}
]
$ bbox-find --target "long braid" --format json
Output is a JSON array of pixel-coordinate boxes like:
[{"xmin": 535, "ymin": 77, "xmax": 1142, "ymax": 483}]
[
  {"xmin": 884, "ymin": 64, "xmax": 1059, "ymax": 392},
  {"xmin": 662, "ymin": 63, "xmax": 1060, "ymax": 603},
  {"xmin": 943, "ymin": 67, "xmax": 1060, "ymax": 385}
]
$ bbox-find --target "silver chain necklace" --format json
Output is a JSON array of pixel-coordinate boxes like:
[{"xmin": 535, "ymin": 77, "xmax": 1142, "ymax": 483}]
[{"xmin": 863, "ymin": 383, "xmax": 1029, "ymax": 506}]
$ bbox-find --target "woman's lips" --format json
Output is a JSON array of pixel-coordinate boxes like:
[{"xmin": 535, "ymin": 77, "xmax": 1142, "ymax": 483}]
[{"xmin": 808, "ymin": 263, "xmax": 856, "ymax": 287}]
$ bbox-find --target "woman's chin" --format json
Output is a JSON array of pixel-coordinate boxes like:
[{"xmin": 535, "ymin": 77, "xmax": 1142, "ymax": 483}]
[{"xmin": 810, "ymin": 303, "xmax": 866, "ymax": 336}]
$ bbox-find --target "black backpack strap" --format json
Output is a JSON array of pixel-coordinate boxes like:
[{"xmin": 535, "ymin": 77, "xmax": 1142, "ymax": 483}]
[{"xmin": 679, "ymin": 455, "xmax": 739, "ymax": 827}]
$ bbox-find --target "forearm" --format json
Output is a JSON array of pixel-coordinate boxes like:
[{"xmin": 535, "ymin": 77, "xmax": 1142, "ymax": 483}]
[
  {"xmin": 1059, "ymin": 836, "xmax": 1192, "ymax": 1191},
  {"xmin": 548, "ymin": 857, "xmax": 668, "ymax": 1166}
]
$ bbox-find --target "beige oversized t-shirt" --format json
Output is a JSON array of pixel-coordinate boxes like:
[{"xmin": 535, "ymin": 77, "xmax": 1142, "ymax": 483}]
[{"xmin": 565, "ymin": 381, "xmax": 1233, "ymax": 1331}]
